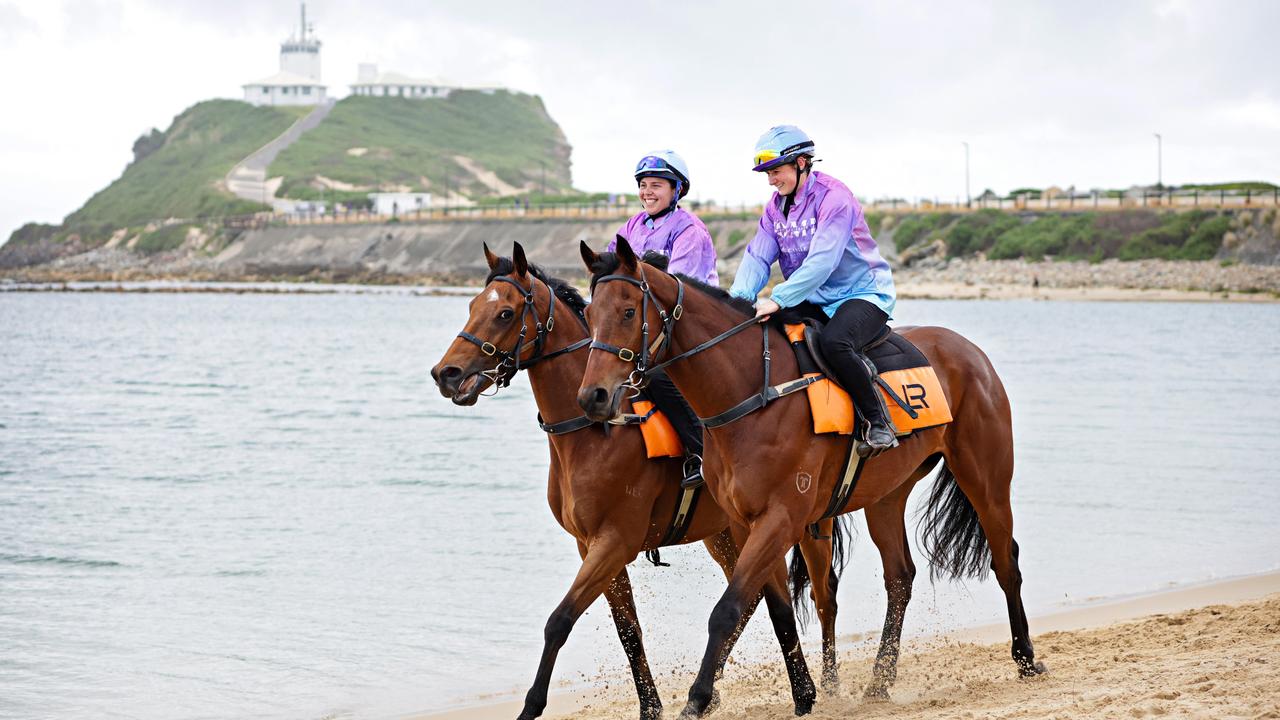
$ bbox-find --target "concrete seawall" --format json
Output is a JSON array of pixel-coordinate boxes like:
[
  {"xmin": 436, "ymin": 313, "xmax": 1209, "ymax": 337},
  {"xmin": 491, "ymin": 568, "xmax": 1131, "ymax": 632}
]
[{"xmin": 214, "ymin": 218, "xmax": 764, "ymax": 279}]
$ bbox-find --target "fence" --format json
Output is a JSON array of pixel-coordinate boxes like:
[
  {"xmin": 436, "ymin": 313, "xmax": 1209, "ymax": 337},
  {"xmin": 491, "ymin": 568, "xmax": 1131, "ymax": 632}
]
[
  {"xmin": 159, "ymin": 189, "xmax": 1279, "ymax": 235},
  {"xmin": 864, "ymin": 188, "xmax": 1280, "ymax": 214}
]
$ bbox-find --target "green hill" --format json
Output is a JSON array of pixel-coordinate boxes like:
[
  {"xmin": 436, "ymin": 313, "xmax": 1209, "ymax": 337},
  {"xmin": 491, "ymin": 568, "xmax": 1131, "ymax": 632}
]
[
  {"xmin": 269, "ymin": 91, "xmax": 572, "ymax": 202},
  {"xmin": 12, "ymin": 91, "xmax": 574, "ymax": 250},
  {"xmin": 67, "ymin": 100, "xmax": 303, "ymax": 231}
]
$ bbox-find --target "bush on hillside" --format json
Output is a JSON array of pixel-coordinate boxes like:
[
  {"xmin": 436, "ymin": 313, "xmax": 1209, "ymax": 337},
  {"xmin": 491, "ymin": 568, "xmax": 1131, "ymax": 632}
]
[{"xmin": 946, "ymin": 210, "xmax": 1020, "ymax": 257}]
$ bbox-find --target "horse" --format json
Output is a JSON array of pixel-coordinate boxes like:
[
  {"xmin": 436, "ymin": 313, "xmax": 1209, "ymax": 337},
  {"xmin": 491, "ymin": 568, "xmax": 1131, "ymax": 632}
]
[
  {"xmin": 430, "ymin": 242, "xmax": 849, "ymax": 720},
  {"xmin": 576, "ymin": 237, "xmax": 1047, "ymax": 719}
]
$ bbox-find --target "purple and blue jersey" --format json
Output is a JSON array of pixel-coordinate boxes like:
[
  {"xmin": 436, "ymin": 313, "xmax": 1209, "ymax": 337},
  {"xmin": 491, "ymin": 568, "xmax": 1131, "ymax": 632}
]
[
  {"xmin": 609, "ymin": 207, "xmax": 719, "ymax": 286},
  {"xmin": 729, "ymin": 171, "xmax": 895, "ymax": 318}
]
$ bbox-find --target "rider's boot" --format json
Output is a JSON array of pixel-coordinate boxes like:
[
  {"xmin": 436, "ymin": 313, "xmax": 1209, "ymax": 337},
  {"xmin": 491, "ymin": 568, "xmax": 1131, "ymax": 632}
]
[{"xmin": 850, "ymin": 354, "xmax": 899, "ymax": 458}]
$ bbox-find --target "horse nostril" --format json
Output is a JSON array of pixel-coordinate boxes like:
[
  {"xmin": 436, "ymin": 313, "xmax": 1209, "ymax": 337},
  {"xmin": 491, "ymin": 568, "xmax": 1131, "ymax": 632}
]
[
  {"xmin": 592, "ymin": 387, "xmax": 608, "ymax": 406},
  {"xmin": 435, "ymin": 365, "xmax": 462, "ymax": 385}
]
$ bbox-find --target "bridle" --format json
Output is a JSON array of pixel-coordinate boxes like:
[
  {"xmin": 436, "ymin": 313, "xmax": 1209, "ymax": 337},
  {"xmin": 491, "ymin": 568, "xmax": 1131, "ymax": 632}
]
[
  {"xmin": 590, "ymin": 263, "xmax": 823, "ymax": 428},
  {"xmin": 588, "ymin": 264, "xmax": 689, "ymax": 395},
  {"xmin": 456, "ymin": 274, "xmax": 589, "ymax": 394}
]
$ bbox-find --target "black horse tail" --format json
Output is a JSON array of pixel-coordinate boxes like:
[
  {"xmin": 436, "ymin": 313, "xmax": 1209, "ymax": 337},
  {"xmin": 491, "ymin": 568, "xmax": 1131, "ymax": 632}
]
[
  {"xmin": 788, "ymin": 514, "xmax": 854, "ymax": 631},
  {"xmin": 918, "ymin": 461, "xmax": 991, "ymax": 581}
]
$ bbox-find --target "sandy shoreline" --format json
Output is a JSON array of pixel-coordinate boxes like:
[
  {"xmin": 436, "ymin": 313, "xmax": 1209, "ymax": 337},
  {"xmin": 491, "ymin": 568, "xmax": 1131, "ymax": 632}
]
[{"xmin": 418, "ymin": 571, "xmax": 1280, "ymax": 719}]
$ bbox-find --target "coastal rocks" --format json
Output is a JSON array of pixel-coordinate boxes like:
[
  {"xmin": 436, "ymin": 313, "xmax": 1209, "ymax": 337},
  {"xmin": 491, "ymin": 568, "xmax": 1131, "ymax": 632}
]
[{"xmin": 894, "ymin": 257, "xmax": 1280, "ymax": 295}]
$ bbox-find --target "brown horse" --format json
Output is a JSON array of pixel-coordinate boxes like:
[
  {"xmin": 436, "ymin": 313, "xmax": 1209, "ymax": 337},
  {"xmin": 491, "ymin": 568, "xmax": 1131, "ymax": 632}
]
[
  {"xmin": 430, "ymin": 243, "xmax": 847, "ymax": 720},
  {"xmin": 576, "ymin": 238, "xmax": 1047, "ymax": 719}
]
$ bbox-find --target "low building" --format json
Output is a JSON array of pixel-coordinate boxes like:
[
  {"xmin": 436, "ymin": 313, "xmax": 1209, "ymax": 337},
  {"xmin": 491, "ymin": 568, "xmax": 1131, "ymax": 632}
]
[
  {"xmin": 243, "ymin": 4, "xmax": 326, "ymax": 107},
  {"xmin": 243, "ymin": 70, "xmax": 327, "ymax": 107},
  {"xmin": 369, "ymin": 192, "xmax": 432, "ymax": 216},
  {"xmin": 350, "ymin": 64, "xmax": 452, "ymax": 99}
]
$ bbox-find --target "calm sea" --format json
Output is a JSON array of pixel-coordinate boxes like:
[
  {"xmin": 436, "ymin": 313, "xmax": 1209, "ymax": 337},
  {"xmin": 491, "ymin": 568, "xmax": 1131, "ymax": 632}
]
[{"xmin": 1, "ymin": 289, "xmax": 1277, "ymax": 720}]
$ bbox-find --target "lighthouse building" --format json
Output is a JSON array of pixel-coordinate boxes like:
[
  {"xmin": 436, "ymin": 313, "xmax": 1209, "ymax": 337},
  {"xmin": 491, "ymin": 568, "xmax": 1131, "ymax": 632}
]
[{"xmin": 243, "ymin": 4, "xmax": 327, "ymax": 107}]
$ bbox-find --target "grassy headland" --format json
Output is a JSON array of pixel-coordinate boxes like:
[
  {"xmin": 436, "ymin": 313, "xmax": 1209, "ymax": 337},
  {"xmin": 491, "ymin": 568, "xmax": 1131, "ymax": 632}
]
[{"xmin": 268, "ymin": 91, "xmax": 572, "ymax": 201}]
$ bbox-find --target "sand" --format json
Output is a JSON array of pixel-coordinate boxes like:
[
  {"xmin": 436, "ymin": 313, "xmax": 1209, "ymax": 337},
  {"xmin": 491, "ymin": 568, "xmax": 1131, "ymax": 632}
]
[{"xmin": 421, "ymin": 572, "xmax": 1280, "ymax": 720}]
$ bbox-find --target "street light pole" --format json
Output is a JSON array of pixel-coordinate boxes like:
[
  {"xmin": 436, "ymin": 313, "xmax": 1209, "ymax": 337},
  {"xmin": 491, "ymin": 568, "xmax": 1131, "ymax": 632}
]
[
  {"xmin": 962, "ymin": 141, "xmax": 971, "ymax": 208},
  {"xmin": 1154, "ymin": 133, "xmax": 1162, "ymax": 189}
]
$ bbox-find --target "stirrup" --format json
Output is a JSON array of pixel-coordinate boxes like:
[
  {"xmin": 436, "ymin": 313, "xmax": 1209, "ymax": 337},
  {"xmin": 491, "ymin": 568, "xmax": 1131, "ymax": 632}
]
[
  {"xmin": 679, "ymin": 454, "xmax": 705, "ymax": 489},
  {"xmin": 855, "ymin": 419, "xmax": 898, "ymax": 459}
]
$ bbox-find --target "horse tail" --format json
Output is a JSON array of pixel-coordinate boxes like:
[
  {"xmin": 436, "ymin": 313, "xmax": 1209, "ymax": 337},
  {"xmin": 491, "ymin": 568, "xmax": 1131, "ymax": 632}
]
[
  {"xmin": 788, "ymin": 514, "xmax": 855, "ymax": 631},
  {"xmin": 787, "ymin": 545, "xmax": 812, "ymax": 629},
  {"xmin": 918, "ymin": 461, "xmax": 991, "ymax": 581}
]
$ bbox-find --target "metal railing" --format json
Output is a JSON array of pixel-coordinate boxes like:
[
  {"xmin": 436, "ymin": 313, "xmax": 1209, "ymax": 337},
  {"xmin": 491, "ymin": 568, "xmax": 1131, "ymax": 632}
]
[{"xmin": 864, "ymin": 188, "xmax": 1280, "ymax": 213}]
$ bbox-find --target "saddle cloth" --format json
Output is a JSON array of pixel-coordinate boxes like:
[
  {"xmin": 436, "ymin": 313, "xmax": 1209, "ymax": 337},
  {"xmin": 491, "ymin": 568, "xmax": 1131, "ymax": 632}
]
[
  {"xmin": 629, "ymin": 400, "xmax": 684, "ymax": 458},
  {"xmin": 784, "ymin": 323, "xmax": 953, "ymax": 436}
]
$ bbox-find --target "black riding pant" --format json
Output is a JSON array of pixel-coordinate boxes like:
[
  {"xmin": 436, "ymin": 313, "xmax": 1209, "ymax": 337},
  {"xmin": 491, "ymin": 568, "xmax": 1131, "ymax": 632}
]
[
  {"xmin": 817, "ymin": 298, "xmax": 890, "ymax": 425},
  {"xmin": 643, "ymin": 370, "xmax": 704, "ymax": 458}
]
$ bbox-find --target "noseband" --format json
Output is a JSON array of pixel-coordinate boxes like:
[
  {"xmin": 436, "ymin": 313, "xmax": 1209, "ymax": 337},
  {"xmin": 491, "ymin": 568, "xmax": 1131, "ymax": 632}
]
[
  {"xmin": 588, "ymin": 265, "xmax": 686, "ymax": 394},
  {"xmin": 457, "ymin": 274, "xmax": 589, "ymax": 393}
]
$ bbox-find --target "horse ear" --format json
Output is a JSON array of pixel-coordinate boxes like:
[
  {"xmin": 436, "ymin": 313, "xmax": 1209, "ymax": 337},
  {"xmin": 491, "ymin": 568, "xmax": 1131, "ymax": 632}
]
[
  {"xmin": 579, "ymin": 240, "xmax": 600, "ymax": 272},
  {"xmin": 616, "ymin": 235, "xmax": 637, "ymax": 271},
  {"xmin": 483, "ymin": 242, "xmax": 500, "ymax": 271},
  {"xmin": 512, "ymin": 242, "xmax": 529, "ymax": 278}
]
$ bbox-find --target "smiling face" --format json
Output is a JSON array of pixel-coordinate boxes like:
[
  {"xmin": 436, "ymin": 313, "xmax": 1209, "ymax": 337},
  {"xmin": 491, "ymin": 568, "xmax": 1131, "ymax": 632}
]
[
  {"xmin": 764, "ymin": 156, "xmax": 807, "ymax": 196},
  {"xmin": 636, "ymin": 176, "xmax": 676, "ymax": 215}
]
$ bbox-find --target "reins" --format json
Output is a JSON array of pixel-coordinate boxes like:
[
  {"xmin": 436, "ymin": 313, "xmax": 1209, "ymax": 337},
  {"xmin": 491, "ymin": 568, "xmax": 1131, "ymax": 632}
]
[{"xmin": 591, "ymin": 264, "xmax": 823, "ymax": 427}]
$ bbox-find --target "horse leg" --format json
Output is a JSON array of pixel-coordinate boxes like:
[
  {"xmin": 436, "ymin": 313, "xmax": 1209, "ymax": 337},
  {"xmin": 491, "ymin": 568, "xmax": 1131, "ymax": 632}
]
[
  {"xmin": 679, "ymin": 512, "xmax": 815, "ymax": 719},
  {"xmin": 942, "ymin": 445, "xmax": 1047, "ymax": 677},
  {"xmin": 797, "ymin": 521, "xmax": 840, "ymax": 695},
  {"xmin": 701, "ymin": 527, "xmax": 768, "ymax": 683},
  {"xmin": 602, "ymin": 567, "xmax": 663, "ymax": 720},
  {"xmin": 517, "ymin": 539, "xmax": 635, "ymax": 720},
  {"xmin": 862, "ymin": 486, "xmax": 918, "ymax": 699}
]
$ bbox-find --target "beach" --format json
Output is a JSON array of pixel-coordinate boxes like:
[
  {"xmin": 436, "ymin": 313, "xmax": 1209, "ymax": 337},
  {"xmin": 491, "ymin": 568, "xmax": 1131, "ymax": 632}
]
[{"xmin": 422, "ymin": 572, "xmax": 1280, "ymax": 720}]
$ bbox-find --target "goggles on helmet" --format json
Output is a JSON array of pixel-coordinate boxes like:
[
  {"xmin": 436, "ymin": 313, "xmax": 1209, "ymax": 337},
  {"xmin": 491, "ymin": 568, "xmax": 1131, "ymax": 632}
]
[
  {"xmin": 635, "ymin": 156, "xmax": 685, "ymax": 181},
  {"xmin": 752, "ymin": 141, "xmax": 816, "ymax": 172}
]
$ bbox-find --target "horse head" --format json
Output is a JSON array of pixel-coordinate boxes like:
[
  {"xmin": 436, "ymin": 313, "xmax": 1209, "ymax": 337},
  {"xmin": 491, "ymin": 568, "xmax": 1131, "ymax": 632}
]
[
  {"xmin": 576, "ymin": 236, "xmax": 682, "ymax": 422},
  {"xmin": 431, "ymin": 241, "xmax": 549, "ymax": 405}
]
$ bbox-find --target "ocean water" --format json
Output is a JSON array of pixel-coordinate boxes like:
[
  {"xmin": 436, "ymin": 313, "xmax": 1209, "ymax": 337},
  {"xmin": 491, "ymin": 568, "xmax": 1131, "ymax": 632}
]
[{"xmin": 1, "ymin": 290, "xmax": 1277, "ymax": 720}]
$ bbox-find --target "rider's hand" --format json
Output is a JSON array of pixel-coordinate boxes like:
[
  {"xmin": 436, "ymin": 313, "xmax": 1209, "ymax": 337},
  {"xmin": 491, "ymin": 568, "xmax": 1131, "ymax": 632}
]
[{"xmin": 755, "ymin": 297, "xmax": 780, "ymax": 322}]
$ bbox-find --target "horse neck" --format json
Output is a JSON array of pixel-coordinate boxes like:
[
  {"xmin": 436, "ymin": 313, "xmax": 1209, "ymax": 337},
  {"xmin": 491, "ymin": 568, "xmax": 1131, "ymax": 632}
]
[
  {"xmin": 656, "ymin": 281, "xmax": 792, "ymax": 423},
  {"xmin": 524, "ymin": 307, "xmax": 591, "ymax": 424}
]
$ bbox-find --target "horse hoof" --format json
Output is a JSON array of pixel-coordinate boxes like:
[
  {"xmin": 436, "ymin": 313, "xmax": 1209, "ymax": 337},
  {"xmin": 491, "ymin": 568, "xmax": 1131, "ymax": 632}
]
[
  {"xmin": 640, "ymin": 704, "xmax": 663, "ymax": 720},
  {"xmin": 1019, "ymin": 660, "xmax": 1048, "ymax": 678},
  {"xmin": 821, "ymin": 676, "xmax": 840, "ymax": 697},
  {"xmin": 863, "ymin": 683, "xmax": 890, "ymax": 701},
  {"xmin": 677, "ymin": 690, "xmax": 719, "ymax": 719}
]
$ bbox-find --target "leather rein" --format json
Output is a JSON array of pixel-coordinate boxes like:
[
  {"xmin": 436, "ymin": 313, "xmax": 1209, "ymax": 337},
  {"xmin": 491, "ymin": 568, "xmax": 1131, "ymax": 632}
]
[{"xmin": 590, "ymin": 266, "xmax": 822, "ymax": 428}]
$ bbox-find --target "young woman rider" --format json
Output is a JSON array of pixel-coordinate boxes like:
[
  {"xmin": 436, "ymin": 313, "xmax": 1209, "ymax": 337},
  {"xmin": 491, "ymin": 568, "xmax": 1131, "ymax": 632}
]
[
  {"xmin": 606, "ymin": 150, "xmax": 717, "ymax": 487},
  {"xmin": 728, "ymin": 126, "xmax": 900, "ymax": 453}
]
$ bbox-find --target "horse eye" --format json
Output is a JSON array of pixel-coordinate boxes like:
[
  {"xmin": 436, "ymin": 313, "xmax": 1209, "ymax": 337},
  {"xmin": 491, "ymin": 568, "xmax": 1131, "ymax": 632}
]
[
  {"xmin": 623, "ymin": 308, "xmax": 636, "ymax": 320},
  {"xmin": 498, "ymin": 309, "xmax": 515, "ymax": 321}
]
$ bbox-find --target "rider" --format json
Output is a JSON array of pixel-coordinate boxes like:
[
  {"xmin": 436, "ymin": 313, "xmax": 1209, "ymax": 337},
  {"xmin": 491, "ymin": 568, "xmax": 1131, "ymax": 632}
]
[
  {"xmin": 728, "ymin": 125, "xmax": 900, "ymax": 454},
  {"xmin": 607, "ymin": 150, "xmax": 717, "ymax": 487}
]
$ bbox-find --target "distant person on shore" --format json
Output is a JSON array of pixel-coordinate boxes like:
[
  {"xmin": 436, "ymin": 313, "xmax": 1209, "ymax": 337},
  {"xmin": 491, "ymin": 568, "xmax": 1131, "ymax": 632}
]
[
  {"xmin": 606, "ymin": 150, "xmax": 717, "ymax": 488},
  {"xmin": 728, "ymin": 125, "xmax": 900, "ymax": 454}
]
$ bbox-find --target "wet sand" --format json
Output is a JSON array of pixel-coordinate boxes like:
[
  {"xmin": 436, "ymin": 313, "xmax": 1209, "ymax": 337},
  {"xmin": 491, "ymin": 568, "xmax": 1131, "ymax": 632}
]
[{"xmin": 421, "ymin": 571, "xmax": 1280, "ymax": 719}]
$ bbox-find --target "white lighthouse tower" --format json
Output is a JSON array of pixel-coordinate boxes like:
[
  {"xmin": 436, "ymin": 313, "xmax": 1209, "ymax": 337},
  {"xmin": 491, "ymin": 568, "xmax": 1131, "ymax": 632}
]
[{"xmin": 242, "ymin": 3, "xmax": 327, "ymax": 107}]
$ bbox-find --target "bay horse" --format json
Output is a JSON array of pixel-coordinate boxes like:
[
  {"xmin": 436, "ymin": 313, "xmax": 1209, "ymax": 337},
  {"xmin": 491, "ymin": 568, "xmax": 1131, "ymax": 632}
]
[
  {"xmin": 430, "ymin": 243, "xmax": 848, "ymax": 720},
  {"xmin": 576, "ymin": 238, "xmax": 1047, "ymax": 719}
]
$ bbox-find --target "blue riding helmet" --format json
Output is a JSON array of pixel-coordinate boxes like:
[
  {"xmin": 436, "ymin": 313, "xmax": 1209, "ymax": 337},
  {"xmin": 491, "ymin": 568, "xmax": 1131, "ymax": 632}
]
[
  {"xmin": 752, "ymin": 125, "xmax": 816, "ymax": 172},
  {"xmin": 635, "ymin": 150, "xmax": 691, "ymax": 199}
]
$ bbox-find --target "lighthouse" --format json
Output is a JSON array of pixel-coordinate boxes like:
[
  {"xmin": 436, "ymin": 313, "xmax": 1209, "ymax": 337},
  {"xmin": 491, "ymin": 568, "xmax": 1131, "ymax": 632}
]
[{"xmin": 242, "ymin": 3, "xmax": 327, "ymax": 107}]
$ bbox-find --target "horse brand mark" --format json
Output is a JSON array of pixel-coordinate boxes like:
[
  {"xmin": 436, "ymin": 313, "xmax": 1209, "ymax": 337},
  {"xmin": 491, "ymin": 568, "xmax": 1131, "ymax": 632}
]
[
  {"xmin": 625, "ymin": 484, "xmax": 642, "ymax": 498},
  {"xmin": 795, "ymin": 471, "xmax": 812, "ymax": 494},
  {"xmin": 902, "ymin": 383, "xmax": 930, "ymax": 410}
]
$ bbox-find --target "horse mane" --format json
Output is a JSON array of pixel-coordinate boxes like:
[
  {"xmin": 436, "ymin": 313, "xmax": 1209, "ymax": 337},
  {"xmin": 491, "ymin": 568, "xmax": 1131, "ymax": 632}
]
[
  {"xmin": 587, "ymin": 251, "xmax": 756, "ymax": 319},
  {"xmin": 486, "ymin": 257, "xmax": 588, "ymax": 322}
]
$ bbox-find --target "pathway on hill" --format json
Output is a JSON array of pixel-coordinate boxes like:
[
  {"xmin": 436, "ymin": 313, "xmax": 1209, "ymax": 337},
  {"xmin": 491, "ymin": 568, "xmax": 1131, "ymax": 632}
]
[{"xmin": 225, "ymin": 100, "xmax": 335, "ymax": 214}]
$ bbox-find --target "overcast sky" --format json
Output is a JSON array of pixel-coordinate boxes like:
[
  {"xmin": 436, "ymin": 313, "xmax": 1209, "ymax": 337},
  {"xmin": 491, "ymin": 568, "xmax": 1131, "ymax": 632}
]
[{"xmin": 2, "ymin": 0, "xmax": 1277, "ymax": 243}]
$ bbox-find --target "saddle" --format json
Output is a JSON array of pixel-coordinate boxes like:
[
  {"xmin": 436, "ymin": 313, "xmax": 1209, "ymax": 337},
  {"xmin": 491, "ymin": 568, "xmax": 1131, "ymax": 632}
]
[{"xmin": 785, "ymin": 321, "xmax": 952, "ymax": 437}]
